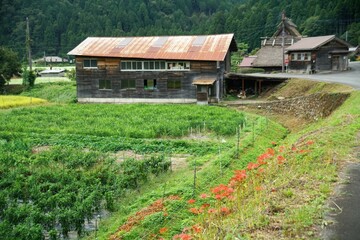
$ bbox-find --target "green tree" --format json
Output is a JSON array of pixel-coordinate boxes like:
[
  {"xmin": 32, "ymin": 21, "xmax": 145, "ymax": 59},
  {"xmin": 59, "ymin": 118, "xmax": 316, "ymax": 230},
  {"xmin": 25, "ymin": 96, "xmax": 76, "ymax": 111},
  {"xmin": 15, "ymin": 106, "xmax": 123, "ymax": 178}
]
[
  {"xmin": 347, "ymin": 22, "xmax": 360, "ymax": 46},
  {"xmin": 22, "ymin": 67, "xmax": 36, "ymax": 87},
  {"xmin": 0, "ymin": 46, "xmax": 21, "ymax": 92}
]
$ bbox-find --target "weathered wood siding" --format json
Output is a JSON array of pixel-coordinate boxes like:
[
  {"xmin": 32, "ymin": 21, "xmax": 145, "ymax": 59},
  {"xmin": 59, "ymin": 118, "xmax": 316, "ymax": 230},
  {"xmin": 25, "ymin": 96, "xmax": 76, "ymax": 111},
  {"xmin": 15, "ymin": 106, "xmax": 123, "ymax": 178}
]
[
  {"xmin": 75, "ymin": 57, "xmax": 226, "ymax": 100},
  {"xmin": 288, "ymin": 39, "xmax": 349, "ymax": 73}
]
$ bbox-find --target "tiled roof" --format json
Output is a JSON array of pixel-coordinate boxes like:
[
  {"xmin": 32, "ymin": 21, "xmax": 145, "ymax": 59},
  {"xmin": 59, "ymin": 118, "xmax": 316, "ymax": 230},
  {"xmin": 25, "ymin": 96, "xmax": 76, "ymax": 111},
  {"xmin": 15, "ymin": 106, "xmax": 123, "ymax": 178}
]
[{"xmin": 286, "ymin": 35, "xmax": 351, "ymax": 51}]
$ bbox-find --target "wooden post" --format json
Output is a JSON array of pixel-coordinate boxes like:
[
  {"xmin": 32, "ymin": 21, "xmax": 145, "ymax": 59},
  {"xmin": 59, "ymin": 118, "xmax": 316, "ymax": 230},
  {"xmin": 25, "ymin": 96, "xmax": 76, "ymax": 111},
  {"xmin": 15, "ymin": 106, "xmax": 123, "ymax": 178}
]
[
  {"xmin": 242, "ymin": 79, "xmax": 245, "ymax": 93},
  {"xmin": 259, "ymin": 80, "xmax": 262, "ymax": 95},
  {"xmin": 26, "ymin": 17, "xmax": 32, "ymax": 71}
]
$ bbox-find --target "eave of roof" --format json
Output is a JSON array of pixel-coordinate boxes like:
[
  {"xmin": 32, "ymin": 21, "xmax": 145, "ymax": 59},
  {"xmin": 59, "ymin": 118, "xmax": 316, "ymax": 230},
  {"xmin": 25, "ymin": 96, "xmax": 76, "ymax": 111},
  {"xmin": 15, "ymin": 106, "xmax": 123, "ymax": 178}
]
[
  {"xmin": 285, "ymin": 35, "xmax": 352, "ymax": 52},
  {"xmin": 68, "ymin": 34, "xmax": 237, "ymax": 61}
]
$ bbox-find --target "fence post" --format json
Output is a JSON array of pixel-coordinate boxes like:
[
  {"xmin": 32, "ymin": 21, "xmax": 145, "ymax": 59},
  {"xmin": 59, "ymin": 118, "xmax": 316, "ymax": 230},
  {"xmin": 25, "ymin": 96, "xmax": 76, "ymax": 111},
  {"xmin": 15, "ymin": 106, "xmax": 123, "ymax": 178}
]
[
  {"xmin": 252, "ymin": 121, "xmax": 255, "ymax": 145},
  {"xmin": 236, "ymin": 126, "xmax": 240, "ymax": 158},
  {"xmin": 193, "ymin": 158, "xmax": 196, "ymax": 198}
]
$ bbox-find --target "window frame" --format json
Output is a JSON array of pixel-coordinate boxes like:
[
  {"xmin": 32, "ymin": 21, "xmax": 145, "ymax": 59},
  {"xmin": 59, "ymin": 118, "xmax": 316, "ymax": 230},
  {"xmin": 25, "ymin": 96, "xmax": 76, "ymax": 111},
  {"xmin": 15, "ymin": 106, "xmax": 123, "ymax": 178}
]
[
  {"xmin": 167, "ymin": 79, "xmax": 181, "ymax": 90},
  {"xmin": 291, "ymin": 52, "xmax": 311, "ymax": 62},
  {"xmin": 99, "ymin": 79, "xmax": 112, "ymax": 90},
  {"xmin": 144, "ymin": 79, "xmax": 157, "ymax": 90},
  {"xmin": 120, "ymin": 60, "xmax": 190, "ymax": 71},
  {"xmin": 120, "ymin": 79, "xmax": 136, "ymax": 90},
  {"xmin": 83, "ymin": 59, "xmax": 98, "ymax": 69}
]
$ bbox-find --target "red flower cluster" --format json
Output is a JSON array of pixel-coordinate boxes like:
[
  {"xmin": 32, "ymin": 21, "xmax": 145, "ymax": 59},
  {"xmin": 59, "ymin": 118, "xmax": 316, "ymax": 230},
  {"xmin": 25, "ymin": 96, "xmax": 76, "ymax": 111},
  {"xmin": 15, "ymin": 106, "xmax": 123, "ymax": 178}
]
[
  {"xmin": 211, "ymin": 184, "xmax": 234, "ymax": 200},
  {"xmin": 277, "ymin": 155, "xmax": 286, "ymax": 164},
  {"xmin": 247, "ymin": 162, "xmax": 259, "ymax": 170},
  {"xmin": 173, "ymin": 233, "xmax": 192, "ymax": 240},
  {"xmin": 187, "ymin": 199, "xmax": 196, "ymax": 204},
  {"xmin": 220, "ymin": 206, "xmax": 231, "ymax": 215}
]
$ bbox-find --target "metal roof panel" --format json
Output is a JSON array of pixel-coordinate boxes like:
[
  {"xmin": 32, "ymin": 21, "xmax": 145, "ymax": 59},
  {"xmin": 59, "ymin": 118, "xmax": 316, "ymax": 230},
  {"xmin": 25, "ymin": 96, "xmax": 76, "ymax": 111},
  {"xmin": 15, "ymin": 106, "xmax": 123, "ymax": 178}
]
[{"xmin": 68, "ymin": 34, "xmax": 237, "ymax": 61}]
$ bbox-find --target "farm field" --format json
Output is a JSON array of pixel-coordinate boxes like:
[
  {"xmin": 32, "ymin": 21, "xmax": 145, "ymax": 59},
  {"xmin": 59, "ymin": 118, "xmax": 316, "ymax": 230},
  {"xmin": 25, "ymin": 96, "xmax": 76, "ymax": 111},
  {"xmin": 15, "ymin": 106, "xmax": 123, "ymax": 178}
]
[
  {"xmin": 0, "ymin": 102, "xmax": 287, "ymax": 239},
  {"xmin": 0, "ymin": 95, "xmax": 47, "ymax": 109}
]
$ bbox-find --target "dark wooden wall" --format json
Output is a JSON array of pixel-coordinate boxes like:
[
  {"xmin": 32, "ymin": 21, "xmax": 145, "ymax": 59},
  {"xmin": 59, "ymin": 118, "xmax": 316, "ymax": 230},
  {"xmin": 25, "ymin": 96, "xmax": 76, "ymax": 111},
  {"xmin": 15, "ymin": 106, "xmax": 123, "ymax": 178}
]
[
  {"xmin": 75, "ymin": 57, "xmax": 225, "ymax": 100},
  {"xmin": 288, "ymin": 39, "xmax": 349, "ymax": 72}
]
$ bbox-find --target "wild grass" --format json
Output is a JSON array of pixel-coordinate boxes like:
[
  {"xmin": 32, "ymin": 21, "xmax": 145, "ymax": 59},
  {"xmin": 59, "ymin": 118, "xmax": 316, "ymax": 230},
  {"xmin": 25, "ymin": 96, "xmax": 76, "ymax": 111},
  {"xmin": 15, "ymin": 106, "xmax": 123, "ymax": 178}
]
[
  {"xmin": 20, "ymin": 81, "xmax": 76, "ymax": 103},
  {"xmin": 0, "ymin": 95, "xmax": 47, "ymax": 109}
]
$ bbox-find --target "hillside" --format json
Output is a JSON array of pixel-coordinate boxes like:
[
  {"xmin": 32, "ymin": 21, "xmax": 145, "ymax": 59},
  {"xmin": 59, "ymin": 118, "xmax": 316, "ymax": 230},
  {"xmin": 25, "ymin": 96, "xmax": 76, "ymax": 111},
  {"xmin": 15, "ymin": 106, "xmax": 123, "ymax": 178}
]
[{"xmin": 1, "ymin": 0, "xmax": 359, "ymax": 59}]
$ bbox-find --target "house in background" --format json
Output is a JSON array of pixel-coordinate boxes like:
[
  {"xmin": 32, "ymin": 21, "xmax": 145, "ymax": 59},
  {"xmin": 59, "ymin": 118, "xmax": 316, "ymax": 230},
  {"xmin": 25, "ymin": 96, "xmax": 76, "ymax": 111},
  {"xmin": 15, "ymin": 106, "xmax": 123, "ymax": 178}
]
[
  {"xmin": 250, "ymin": 14, "xmax": 302, "ymax": 72},
  {"xmin": 68, "ymin": 34, "xmax": 237, "ymax": 104},
  {"xmin": 34, "ymin": 56, "xmax": 69, "ymax": 65},
  {"xmin": 286, "ymin": 35, "xmax": 352, "ymax": 73},
  {"xmin": 238, "ymin": 56, "xmax": 257, "ymax": 68}
]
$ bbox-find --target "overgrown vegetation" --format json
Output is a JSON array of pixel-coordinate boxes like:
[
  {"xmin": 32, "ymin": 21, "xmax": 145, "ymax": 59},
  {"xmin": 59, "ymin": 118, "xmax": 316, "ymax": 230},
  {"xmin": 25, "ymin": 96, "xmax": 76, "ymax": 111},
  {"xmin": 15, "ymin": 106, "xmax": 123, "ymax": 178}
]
[{"xmin": 20, "ymin": 81, "xmax": 76, "ymax": 103}]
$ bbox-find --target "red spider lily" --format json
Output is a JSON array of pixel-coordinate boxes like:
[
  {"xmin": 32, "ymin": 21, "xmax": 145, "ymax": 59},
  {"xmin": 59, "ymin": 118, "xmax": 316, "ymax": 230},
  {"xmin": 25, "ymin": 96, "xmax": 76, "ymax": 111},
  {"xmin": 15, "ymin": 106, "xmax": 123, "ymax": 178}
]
[
  {"xmin": 271, "ymin": 141, "xmax": 277, "ymax": 146},
  {"xmin": 191, "ymin": 225, "xmax": 202, "ymax": 233},
  {"xmin": 189, "ymin": 208, "xmax": 202, "ymax": 214},
  {"xmin": 257, "ymin": 168, "xmax": 265, "ymax": 175},
  {"xmin": 255, "ymin": 186, "xmax": 263, "ymax": 191},
  {"xmin": 159, "ymin": 227, "xmax": 168, "ymax": 234},
  {"xmin": 257, "ymin": 152, "xmax": 272, "ymax": 165},
  {"xmin": 187, "ymin": 199, "xmax": 196, "ymax": 204},
  {"xmin": 231, "ymin": 169, "xmax": 247, "ymax": 182},
  {"xmin": 291, "ymin": 145, "xmax": 297, "ymax": 151},
  {"xmin": 247, "ymin": 162, "xmax": 259, "ymax": 170},
  {"xmin": 277, "ymin": 155, "xmax": 286, "ymax": 164},
  {"xmin": 299, "ymin": 149, "xmax": 310, "ymax": 154},
  {"xmin": 279, "ymin": 145, "xmax": 286, "ymax": 153},
  {"xmin": 267, "ymin": 148, "xmax": 275, "ymax": 156},
  {"xmin": 173, "ymin": 233, "xmax": 192, "ymax": 240},
  {"xmin": 199, "ymin": 193, "xmax": 208, "ymax": 199},
  {"xmin": 208, "ymin": 208, "xmax": 217, "ymax": 214},
  {"xmin": 200, "ymin": 203, "xmax": 210, "ymax": 209},
  {"xmin": 220, "ymin": 207, "xmax": 231, "ymax": 215},
  {"xmin": 211, "ymin": 184, "xmax": 234, "ymax": 200},
  {"xmin": 306, "ymin": 140, "xmax": 314, "ymax": 145}
]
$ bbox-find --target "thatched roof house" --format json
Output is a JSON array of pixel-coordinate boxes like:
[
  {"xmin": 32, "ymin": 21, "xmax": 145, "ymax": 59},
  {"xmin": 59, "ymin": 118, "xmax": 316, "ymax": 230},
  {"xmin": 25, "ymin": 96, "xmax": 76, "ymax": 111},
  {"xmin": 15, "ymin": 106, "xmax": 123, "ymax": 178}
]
[{"xmin": 250, "ymin": 14, "xmax": 302, "ymax": 71}]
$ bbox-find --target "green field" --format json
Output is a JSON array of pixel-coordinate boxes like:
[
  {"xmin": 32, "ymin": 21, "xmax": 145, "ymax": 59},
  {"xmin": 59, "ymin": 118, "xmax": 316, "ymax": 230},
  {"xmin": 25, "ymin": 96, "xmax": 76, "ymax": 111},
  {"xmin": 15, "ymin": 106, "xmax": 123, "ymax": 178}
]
[{"xmin": 0, "ymin": 103, "xmax": 287, "ymax": 239}]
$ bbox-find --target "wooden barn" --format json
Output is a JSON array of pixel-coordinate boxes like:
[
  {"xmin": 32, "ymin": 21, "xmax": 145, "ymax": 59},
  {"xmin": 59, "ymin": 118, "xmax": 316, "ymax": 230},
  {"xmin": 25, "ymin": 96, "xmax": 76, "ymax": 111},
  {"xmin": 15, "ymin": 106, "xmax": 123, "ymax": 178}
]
[
  {"xmin": 286, "ymin": 35, "xmax": 352, "ymax": 73},
  {"xmin": 67, "ymin": 34, "xmax": 237, "ymax": 104}
]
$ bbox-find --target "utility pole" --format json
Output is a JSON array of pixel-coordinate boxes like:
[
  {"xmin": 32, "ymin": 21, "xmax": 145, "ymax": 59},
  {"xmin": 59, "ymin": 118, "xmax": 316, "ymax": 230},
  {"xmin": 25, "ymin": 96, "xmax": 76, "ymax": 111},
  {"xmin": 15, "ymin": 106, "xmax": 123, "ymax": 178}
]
[
  {"xmin": 26, "ymin": 17, "xmax": 32, "ymax": 71},
  {"xmin": 281, "ymin": 11, "xmax": 285, "ymax": 73}
]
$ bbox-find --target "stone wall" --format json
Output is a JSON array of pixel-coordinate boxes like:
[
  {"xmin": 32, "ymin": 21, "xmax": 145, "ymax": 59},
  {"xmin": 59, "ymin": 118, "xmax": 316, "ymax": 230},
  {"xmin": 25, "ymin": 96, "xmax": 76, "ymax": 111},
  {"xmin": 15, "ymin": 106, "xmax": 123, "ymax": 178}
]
[{"xmin": 247, "ymin": 92, "xmax": 350, "ymax": 121}]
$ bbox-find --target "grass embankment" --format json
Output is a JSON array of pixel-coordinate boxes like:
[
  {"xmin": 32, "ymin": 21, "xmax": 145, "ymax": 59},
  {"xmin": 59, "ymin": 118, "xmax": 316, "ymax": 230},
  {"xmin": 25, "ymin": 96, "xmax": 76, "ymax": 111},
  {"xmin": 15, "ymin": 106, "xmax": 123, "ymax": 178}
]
[
  {"xmin": 97, "ymin": 80, "xmax": 359, "ymax": 239},
  {"xmin": 186, "ymin": 83, "xmax": 359, "ymax": 239},
  {"xmin": 20, "ymin": 82, "xmax": 77, "ymax": 104},
  {"xmin": 0, "ymin": 95, "xmax": 47, "ymax": 109}
]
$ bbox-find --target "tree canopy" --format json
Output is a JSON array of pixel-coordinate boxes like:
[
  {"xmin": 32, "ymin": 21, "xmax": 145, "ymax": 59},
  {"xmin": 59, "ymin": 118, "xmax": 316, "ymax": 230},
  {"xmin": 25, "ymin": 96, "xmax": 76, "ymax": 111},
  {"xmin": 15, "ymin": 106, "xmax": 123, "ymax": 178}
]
[
  {"xmin": 0, "ymin": 0, "xmax": 359, "ymax": 59},
  {"xmin": 0, "ymin": 46, "xmax": 21, "ymax": 91}
]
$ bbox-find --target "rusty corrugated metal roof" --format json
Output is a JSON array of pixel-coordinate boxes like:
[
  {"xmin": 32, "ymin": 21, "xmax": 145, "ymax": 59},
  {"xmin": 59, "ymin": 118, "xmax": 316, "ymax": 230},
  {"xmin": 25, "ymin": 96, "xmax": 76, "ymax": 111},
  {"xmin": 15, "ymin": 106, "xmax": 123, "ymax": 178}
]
[{"xmin": 68, "ymin": 34, "xmax": 237, "ymax": 61}]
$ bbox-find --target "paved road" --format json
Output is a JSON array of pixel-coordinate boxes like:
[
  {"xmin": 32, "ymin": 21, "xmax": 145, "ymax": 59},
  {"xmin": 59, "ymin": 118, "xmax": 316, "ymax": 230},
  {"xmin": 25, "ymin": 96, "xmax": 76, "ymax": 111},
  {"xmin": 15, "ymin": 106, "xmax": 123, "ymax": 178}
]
[{"xmin": 249, "ymin": 61, "xmax": 360, "ymax": 90}]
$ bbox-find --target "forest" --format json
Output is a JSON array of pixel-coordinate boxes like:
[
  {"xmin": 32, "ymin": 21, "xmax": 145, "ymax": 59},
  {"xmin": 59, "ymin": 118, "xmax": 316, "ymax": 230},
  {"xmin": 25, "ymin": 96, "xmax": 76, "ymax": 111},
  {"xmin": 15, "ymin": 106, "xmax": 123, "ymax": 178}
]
[{"xmin": 0, "ymin": 0, "xmax": 359, "ymax": 62}]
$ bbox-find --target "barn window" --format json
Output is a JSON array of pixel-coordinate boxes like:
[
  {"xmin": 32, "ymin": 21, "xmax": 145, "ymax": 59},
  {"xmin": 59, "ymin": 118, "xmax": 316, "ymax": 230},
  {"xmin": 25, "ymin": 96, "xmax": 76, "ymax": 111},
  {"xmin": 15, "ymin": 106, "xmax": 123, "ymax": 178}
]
[
  {"xmin": 167, "ymin": 61, "xmax": 190, "ymax": 70},
  {"xmin": 167, "ymin": 79, "xmax": 181, "ymax": 89},
  {"xmin": 121, "ymin": 79, "xmax": 136, "ymax": 89},
  {"xmin": 144, "ymin": 79, "xmax": 157, "ymax": 90},
  {"xmin": 99, "ymin": 79, "xmax": 112, "ymax": 90},
  {"xmin": 84, "ymin": 59, "xmax": 97, "ymax": 68}
]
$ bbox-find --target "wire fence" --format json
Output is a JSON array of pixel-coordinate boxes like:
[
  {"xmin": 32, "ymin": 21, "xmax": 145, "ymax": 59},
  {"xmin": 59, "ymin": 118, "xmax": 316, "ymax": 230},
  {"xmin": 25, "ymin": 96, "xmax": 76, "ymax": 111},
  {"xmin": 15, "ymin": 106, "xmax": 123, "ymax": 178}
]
[{"xmin": 97, "ymin": 115, "xmax": 286, "ymax": 240}]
